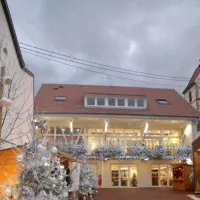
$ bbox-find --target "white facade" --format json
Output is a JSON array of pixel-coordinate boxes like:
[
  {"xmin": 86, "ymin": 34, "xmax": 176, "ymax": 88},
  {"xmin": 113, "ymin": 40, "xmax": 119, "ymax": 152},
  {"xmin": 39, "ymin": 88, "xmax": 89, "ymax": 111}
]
[
  {"xmin": 0, "ymin": 0, "xmax": 34, "ymax": 149},
  {"xmin": 38, "ymin": 114, "xmax": 197, "ymax": 188}
]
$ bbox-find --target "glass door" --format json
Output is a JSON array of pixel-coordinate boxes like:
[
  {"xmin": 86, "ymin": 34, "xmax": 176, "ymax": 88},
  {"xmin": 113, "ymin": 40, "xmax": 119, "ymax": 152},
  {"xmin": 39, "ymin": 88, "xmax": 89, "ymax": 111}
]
[
  {"xmin": 111, "ymin": 164, "xmax": 138, "ymax": 187},
  {"xmin": 151, "ymin": 165, "xmax": 159, "ymax": 186},
  {"xmin": 168, "ymin": 166, "xmax": 173, "ymax": 186},
  {"xmin": 129, "ymin": 165, "xmax": 138, "ymax": 187},
  {"xmin": 151, "ymin": 165, "xmax": 174, "ymax": 187},
  {"xmin": 111, "ymin": 165, "xmax": 119, "ymax": 186},
  {"xmin": 159, "ymin": 165, "xmax": 168, "ymax": 186},
  {"xmin": 120, "ymin": 166, "xmax": 128, "ymax": 186}
]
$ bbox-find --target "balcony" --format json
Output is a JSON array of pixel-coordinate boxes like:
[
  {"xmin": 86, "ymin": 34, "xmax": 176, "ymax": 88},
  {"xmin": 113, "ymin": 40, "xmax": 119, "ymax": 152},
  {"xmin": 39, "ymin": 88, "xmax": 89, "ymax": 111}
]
[{"xmin": 88, "ymin": 144, "xmax": 192, "ymax": 161}]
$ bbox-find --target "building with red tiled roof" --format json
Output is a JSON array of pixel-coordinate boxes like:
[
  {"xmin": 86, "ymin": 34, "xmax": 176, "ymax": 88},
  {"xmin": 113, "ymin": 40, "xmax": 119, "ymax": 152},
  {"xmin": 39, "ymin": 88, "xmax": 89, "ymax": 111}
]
[
  {"xmin": 35, "ymin": 83, "xmax": 199, "ymax": 188},
  {"xmin": 35, "ymin": 84, "xmax": 199, "ymax": 118}
]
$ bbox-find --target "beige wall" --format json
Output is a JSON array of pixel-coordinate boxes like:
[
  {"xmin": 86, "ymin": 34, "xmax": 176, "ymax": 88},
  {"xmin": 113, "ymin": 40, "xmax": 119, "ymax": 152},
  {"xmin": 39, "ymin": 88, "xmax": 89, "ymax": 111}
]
[
  {"xmin": 89, "ymin": 160, "xmax": 177, "ymax": 188},
  {"xmin": 0, "ymin": 2, "xmax": 34, "ymax": 149},
  {"xmin": 184, "ymin": 86, "xmax": 197, "ymax": 110}
]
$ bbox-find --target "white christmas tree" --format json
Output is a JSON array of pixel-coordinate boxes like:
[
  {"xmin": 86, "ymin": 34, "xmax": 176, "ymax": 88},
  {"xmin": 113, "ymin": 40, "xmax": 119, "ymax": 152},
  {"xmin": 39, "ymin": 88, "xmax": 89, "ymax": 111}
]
[
  {"xmin": 78, "ymin": 163, "xmax": 98, "ymax": 198},
  {"xmin": 16, "ymin": 140, "xmax": 70, "ymax": 200}
]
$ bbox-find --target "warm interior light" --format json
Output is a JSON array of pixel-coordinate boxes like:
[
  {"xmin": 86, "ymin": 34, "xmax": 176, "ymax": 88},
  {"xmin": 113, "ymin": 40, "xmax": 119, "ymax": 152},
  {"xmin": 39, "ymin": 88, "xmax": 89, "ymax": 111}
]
[
  {"xmin": 70, "ymin": 119, "xmax": 73, "ymax": 132},
  {"xmin": 184, "ymin": 124, "xmax": 192, "ymax": 136},
  {"xmin": 144, "ymin": 121, "xmax": 150, "ymax": 133},
  {"xmin": 121, "ymin": 167, "xmax": 128, "ymax": 170},
  {"xmin": 105, "ymin": 120, "xmax": 109, "ymax": 133},
  {"xmin": 186, "ymin": 158, "xmax": 193, "ymax": 165}
]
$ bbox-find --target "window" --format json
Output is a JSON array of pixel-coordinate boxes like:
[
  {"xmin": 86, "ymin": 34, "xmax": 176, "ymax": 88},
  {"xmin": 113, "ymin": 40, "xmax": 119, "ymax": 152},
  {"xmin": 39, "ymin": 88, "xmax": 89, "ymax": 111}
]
[
  {"xmin": 128, "ymin": 99, "xmax": 135, "ymax": 107},
  {"xmin": 137, "ymin": 99, "xmax": 144, "ymax": 107},
  {"xmin": 156, "ymin": 98, "xmax": 168, "ymax": 105},
  {"xmin": 84, "ymin": 95, "xmax": 146, "ymax": 109},
  {"xmin": 189, "ymin": 91, "xmax": 192, "ymax": 103},
  {"xmin": 108, "ymin": 98, "xmax": 116, "ymax": 106},
  {"xmin": 55, "ymin": 96, "xmax": 66, "ymax": 101},
  {"xmin": 87, "ymin": 97, "xmax": 95, "ymax": 105},
  {"xmin": 117, "ymin": 98, "xmax": 125, "ymax": 106},
  {"xmin": 97, "ymin": 97, "xmax": 105, "ymax": 106}
]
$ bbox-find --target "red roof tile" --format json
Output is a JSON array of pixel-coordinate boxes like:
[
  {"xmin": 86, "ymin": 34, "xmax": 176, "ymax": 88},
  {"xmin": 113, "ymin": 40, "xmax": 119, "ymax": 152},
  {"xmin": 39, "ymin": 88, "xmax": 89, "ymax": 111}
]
[
  {"xmin": 35, "ymin": 84, "xmax": 199, "ymax": 118},
  {"xmin": 183, "ymin": 65, "xmax": 200, "ymax": 94}
]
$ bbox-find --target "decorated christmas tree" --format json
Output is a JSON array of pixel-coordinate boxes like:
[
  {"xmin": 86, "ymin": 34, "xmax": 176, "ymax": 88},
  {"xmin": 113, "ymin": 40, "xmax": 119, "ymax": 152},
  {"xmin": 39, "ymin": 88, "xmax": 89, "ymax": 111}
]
[
  {"xmin": 57, "ymin": 137, "xmax": 98, "ymax": 199},
  {"xmin": 78, "ymin": 163, "xmax": 98, "ymax": 197},
  {"xmin": 16, "ymin": 140, "xmax": 70, "ymax": 200}
]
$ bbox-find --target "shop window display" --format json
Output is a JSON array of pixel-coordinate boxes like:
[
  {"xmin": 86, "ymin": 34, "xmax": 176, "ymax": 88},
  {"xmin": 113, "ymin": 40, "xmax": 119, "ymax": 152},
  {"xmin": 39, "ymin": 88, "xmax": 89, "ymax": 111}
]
[
  {"xmin": 111, "ymin": 164, "xmax": 137, "ymax": 187},
  {"xmin": 172, "ymin": 164, "xmax": 193, "ymax": 191},
  {"xmin": 151, "ymin": 165, "xmax": 173, "ymax": 187},
  {"xmin": 173, "ymin": 166, "xmax": 184, "ymax": 181}
]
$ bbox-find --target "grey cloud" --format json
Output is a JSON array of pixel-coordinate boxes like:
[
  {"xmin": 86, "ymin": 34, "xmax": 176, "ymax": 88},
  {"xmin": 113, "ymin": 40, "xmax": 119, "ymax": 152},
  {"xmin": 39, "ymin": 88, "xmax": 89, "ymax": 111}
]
[{"xmin": 7, "ymin": 0, "xmax": 200, "ymax": 93}]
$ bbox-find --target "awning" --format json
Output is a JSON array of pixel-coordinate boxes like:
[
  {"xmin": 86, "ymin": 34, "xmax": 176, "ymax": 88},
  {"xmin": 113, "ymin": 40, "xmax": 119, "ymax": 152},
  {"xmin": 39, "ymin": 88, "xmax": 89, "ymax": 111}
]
[{"xmin": 58, "ymin": 151, "xmax": 84, "ymax": 163}]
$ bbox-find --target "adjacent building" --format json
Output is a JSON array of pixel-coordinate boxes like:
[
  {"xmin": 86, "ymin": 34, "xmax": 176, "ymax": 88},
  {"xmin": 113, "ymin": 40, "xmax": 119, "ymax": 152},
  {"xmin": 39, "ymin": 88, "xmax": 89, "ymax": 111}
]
[
  {"xmin": 0, "ymin": 0, "xmax": 34, "ymax": 188},
  {"xmin": 183, "ymin": 64, "xmax": 200, "ymax": 111},
  {"xmin": 35, "ymin": 84, "xmax": 199, "ymax": 188}
]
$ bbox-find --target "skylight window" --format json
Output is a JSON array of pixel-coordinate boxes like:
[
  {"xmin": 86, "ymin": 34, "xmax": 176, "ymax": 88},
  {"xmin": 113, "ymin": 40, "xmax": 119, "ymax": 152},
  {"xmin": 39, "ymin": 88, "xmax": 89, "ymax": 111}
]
[
  {"xmin": 157, "ymin": 98, "xmax": 168, "ymax": 104},
  {"xmin": 55, "ymin": 96, "xmax": 66, "ymax": 101}
]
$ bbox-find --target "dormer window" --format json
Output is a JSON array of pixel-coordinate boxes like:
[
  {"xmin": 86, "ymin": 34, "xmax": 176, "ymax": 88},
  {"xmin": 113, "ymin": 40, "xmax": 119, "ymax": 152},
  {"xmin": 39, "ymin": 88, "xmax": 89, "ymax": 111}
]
[
  {"xmin": 55, "ymin": 96, "xmax": 66, "ymax": 101},
  {"xmin": 128, "ymin": 99, "xmax": 135, "ymax": 107},
  {"xmin": 87, "ymin": 97, "xmax": 95, "ymax": 105},
  {"xmin": 157, "ymin": 98, "xmax": 168, "ymax": 104},
  {"xmin": 85, "ymin": 95, "xmax": 146, "ymax": 109},
  {"xmin": 117, "ymin": 98, "xmax": 125, "ymax": 106},
  {"xmin": 137, "ymin": 99, "xmax": 144, "ymax": 107},
  {"xmin": 97, "ymin": 97, "xmax": 105, "ymax": 106},
  {"xmin": 108, "ymin": 98, "xmax": 116, "ymax": 106}
]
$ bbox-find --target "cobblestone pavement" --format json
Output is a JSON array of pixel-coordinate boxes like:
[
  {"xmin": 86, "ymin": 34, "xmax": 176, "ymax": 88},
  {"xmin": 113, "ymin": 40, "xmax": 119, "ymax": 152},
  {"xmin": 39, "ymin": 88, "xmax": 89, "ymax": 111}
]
[{"xmin": 95, "ymin": 188, "xmax": 193, "ymax": 200}]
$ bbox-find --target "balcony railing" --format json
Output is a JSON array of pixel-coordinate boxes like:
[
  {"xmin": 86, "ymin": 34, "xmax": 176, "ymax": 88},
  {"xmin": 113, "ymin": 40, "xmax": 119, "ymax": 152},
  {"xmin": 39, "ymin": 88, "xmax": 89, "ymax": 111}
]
[{"xmin": 89, "ymin": 144, "xmax": 192, "ymax": 160}]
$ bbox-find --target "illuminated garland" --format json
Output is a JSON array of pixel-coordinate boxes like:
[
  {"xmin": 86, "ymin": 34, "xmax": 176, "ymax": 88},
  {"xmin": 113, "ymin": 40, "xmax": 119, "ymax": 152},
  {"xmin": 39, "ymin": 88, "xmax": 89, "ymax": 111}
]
[
  {"xmin": 89, "ymin": 144, "xmax": 192, "ymax": 161},
  {"xmin": 92, "ymin": 145, "xmax": 124, "ymax": 157}
]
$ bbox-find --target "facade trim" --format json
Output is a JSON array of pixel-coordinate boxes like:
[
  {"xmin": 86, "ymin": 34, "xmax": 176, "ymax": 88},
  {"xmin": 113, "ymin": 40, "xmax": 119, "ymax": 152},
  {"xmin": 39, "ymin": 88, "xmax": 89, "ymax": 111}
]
[{"xmin": 38, "ymin": 112, "xmax": 199, "ymax": 120}]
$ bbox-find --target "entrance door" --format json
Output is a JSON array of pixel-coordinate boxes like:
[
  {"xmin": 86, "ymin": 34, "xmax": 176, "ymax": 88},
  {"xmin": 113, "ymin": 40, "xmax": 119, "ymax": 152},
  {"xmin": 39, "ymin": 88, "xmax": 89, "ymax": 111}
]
[
  {"xmin": 151, "ymin": 165, "xmax": 173, "ymax": 187},
  {"xmin": 159, "ymin": 165, "xmax": 168, "ymax": 186},
  {"xmin": 129, "ymin": 165, "xmax": 138, "ymax": 187},
  {"xmin": 120, "ymin": 166, "xmax": 128, "ymax": 186},
  {"xmin": 111, "ymin": 164, "xmax": 137, "ymax": 187},
  {"xmin": 151, "ymin": 165, "xmax": 159, "ymax": 186},
  {"xmin": 111, "ymin": 165, "xmax": 119, "ymax": 186}
]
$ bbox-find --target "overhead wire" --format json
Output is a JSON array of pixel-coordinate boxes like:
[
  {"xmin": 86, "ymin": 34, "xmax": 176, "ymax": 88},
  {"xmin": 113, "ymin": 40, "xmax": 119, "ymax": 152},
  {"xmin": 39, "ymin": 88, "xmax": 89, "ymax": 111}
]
[
  {"xmin": 21, "ymin": 49, "xmax": 185, "ymax": 88},
  {"xmin": 19, "ymin": 42, "xmax": 190, "ymax": 81}
]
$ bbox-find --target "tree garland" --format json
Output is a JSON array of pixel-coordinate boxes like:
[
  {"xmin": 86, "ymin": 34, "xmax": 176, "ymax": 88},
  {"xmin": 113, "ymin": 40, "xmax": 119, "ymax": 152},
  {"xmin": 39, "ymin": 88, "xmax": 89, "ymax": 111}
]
[
  {"xmin": 90, "ymin": 144, "xmax": 192, "ymax": 161},
  {"xmin": 92, "ymin": 144, "xmax": 124, "ymax": 157}
]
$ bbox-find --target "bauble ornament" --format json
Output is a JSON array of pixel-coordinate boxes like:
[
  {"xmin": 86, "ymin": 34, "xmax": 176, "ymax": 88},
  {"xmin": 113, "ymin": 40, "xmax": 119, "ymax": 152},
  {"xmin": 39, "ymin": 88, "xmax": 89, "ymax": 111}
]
[
  {"xmin": 51, "ymin": 147, "xmax": 58, "ymax": 154},
  {"xmin": 16, "ymin": 154, "xmax": 23, "ymax": 162}
]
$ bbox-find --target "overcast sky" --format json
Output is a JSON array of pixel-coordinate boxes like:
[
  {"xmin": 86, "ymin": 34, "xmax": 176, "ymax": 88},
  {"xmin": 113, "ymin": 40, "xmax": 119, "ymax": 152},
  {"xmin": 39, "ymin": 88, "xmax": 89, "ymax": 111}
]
[{"xmin": 7, "ymin": 0, "xmax": 200, "ymax": 94}]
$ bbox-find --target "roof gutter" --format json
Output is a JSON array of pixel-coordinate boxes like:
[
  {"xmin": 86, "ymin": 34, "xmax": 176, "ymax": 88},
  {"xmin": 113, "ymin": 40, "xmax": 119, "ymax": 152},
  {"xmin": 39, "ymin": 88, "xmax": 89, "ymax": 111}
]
[{"xmin": 37, "ymin": 112, "xmax": 200, "ymax": 120}]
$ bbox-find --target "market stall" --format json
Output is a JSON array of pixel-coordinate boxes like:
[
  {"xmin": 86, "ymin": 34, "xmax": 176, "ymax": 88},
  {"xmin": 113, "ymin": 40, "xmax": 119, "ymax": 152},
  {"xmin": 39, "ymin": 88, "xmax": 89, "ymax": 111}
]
[
  {"xmin": 172, "ymin": 163, "xmax": 193, "ymax": 191},
  {"xmin": 192, "ymin": 135, "xmax": 200, "ymax": 194}
]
